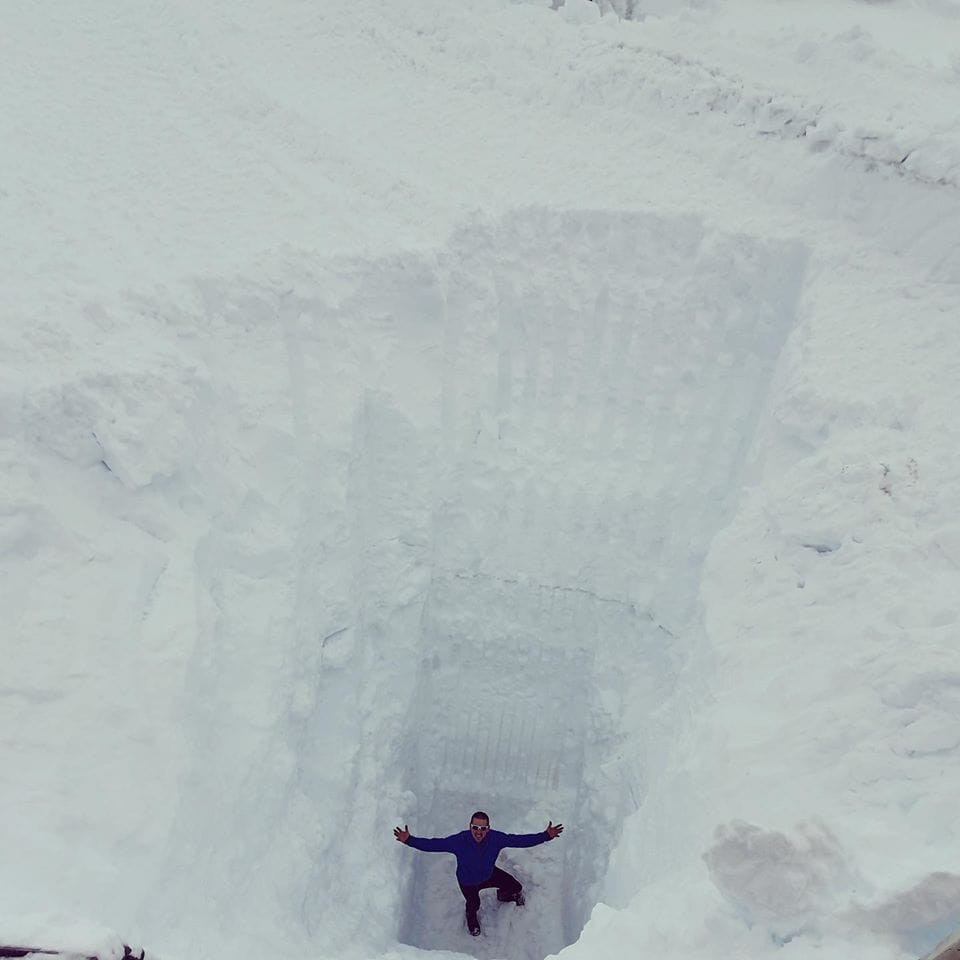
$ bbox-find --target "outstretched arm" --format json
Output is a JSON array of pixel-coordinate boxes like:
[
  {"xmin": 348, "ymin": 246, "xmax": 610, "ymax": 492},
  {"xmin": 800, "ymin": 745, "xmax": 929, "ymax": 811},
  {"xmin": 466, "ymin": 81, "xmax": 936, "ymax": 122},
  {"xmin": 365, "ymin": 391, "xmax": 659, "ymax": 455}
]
[
  {"xmin": 393, "ymin": 825, "xmax": 458, "ymax": 853},
  {"xmin": 502, "ymin": 821, "xmax": 564, "ymax": 847}
]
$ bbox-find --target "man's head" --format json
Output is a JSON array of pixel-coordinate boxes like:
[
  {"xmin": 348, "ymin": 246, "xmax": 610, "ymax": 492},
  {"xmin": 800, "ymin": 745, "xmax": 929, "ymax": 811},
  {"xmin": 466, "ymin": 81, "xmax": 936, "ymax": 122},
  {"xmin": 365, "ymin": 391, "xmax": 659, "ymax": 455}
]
[{"xmin": 469, "ymin": 810, "xmax": 490, "ymax": 843}]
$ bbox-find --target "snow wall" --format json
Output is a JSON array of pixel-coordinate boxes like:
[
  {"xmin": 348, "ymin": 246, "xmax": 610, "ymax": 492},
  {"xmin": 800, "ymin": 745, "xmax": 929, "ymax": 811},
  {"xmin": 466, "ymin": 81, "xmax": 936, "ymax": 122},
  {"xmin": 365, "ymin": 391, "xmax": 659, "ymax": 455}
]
[{"xmin": 2, "ymin": 206, "xmax": 805, "ymax": 960}]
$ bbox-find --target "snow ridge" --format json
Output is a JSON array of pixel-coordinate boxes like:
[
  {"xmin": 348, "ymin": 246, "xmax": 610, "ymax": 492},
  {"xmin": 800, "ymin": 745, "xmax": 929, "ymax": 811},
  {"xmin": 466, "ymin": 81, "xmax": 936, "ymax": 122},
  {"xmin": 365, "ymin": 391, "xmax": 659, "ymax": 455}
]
[{"xmin": 570, "ymin": 35, "xmax": 960, "ymax": 188}]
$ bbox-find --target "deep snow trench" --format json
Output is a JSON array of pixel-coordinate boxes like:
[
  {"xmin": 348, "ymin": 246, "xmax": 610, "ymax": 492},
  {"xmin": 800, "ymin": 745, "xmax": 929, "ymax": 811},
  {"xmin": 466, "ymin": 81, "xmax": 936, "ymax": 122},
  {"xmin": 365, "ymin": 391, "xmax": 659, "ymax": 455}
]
[
  {"xmin": 340, "ymin": 208, "xmax": 809, "ymax": 959},
  {"xmin": 40, "ymin": 207, "xmax": 806, "ymax": 960}
]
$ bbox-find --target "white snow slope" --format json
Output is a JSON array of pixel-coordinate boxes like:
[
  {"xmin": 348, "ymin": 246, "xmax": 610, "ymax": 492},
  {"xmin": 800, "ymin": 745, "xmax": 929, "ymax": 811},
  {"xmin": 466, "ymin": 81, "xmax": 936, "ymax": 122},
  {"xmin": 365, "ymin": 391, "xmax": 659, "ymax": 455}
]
[{"xmin": 2, "ymin": 2, "xmax": 959, "ymax": 960}]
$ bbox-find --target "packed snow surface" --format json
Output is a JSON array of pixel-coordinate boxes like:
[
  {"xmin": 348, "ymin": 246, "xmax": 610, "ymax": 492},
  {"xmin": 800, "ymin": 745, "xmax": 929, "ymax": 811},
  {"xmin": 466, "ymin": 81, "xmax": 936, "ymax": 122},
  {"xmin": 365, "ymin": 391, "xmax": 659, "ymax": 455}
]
[{"xmin": 2, "ymin": 2, "xmax": 959, "ymax": 960}]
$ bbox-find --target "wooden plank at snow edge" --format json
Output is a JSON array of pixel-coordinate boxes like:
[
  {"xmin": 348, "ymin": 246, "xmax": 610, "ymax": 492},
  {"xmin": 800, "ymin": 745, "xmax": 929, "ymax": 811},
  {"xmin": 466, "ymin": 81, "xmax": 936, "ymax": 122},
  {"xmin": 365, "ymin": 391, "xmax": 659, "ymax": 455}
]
[
  {"xmin": 0, "ymin": 946, "xmax": 144, "ymax": 960},
  {"xmin": 0, "ymin": 949, "xmax": 96, "ymax": 959}
]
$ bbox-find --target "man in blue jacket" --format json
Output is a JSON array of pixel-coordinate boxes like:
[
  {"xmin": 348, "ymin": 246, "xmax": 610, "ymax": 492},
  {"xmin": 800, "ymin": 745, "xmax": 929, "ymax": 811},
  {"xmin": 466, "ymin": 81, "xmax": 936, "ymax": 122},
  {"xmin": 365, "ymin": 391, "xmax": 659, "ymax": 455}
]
[{"xmin": 394, "ymin": 810, "xmax": 564, "ymax": 936}]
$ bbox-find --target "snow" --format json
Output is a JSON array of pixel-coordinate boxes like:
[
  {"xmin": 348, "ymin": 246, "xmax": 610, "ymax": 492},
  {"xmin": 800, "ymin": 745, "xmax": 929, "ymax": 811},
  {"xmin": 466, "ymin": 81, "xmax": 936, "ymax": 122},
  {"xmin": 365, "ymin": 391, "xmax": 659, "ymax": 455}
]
[
  {"xmin": 1, "ymin": 1, "xmax": 959, "ymax": 960},
  {"xmin": 0, "ymin": 914, "xmax": 139, "ymax": 960}
]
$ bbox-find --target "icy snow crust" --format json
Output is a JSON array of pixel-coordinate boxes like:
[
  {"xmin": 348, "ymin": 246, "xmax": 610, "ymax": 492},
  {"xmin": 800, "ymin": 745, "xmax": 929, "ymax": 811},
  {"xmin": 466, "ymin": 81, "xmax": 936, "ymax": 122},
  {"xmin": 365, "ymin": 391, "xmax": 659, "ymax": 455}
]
[{"xmin": 2, "ymin": 2, "xmax": 959, "ymax": 960}]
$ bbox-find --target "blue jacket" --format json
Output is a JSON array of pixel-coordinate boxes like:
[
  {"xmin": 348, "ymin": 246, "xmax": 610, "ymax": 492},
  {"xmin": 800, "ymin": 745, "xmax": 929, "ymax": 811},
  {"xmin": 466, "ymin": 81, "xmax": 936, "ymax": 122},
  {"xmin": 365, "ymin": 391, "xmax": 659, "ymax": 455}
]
[{"xmin": 406, "ymin": 828, "xmax": 551, "ymax": 885}]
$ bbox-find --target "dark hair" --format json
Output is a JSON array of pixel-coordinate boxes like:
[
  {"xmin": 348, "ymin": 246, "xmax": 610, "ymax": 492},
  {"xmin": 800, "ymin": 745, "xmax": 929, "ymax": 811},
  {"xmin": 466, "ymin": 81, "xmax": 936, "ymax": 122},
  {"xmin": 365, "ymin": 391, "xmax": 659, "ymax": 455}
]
[{"xmin": 470, "ymin": 810, "xmax": 490, "ymax": 824}]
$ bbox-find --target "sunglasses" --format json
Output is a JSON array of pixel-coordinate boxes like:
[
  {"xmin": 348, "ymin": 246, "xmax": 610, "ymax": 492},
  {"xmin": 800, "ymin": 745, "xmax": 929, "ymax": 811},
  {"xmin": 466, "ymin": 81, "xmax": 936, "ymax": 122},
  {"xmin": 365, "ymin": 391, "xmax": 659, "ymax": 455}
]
[{"xmin": 470, "ymin": 824, "xmax": 490, "ymax": 833}]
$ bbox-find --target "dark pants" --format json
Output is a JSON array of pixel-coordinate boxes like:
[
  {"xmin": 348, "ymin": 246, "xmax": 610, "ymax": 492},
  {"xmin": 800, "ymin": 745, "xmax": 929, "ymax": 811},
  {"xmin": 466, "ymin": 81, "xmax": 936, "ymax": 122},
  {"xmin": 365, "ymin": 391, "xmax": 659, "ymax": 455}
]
[{"xmin": 459, "ymin": 867, "xmax": 522, "ymax": 922}]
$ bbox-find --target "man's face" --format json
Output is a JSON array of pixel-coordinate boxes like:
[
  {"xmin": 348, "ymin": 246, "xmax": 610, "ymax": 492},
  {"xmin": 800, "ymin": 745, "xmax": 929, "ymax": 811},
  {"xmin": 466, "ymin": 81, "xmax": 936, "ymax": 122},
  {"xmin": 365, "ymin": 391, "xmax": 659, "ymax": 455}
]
[{"xmin": 469, "ymin": 817, "xmax": 490, "ymax": 843}]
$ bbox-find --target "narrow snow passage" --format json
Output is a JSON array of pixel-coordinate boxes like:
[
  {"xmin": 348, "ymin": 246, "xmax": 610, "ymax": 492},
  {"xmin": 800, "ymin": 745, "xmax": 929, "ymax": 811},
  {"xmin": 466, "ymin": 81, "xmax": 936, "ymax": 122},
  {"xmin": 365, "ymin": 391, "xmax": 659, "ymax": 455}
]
[
  {"xmin": 398, "ymin": 582, "xmax": 642, "ymax": 960},
  {"xmin": 377, "ymin": 209, "xmax": 808, "ymax": 960}
]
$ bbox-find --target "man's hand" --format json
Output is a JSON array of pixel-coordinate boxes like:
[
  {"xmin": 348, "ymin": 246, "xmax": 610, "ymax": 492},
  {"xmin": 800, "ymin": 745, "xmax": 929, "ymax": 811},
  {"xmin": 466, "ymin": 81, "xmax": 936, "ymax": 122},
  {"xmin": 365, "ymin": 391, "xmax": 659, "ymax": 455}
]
[
  {"xmin": 394, "ymin": 824, "xmax": 411, "ymax": 844},
  {"xmin": 546, "ymin": 820, "xmax": 564, "ymax": 839}
]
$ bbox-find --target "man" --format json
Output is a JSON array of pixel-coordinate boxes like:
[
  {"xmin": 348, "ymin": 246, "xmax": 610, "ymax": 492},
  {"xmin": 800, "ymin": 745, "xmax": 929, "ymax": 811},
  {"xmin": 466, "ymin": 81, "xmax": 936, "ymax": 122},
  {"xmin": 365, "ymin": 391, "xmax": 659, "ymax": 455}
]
[{"xmin": 394, "ymin": 811, "xmax": 564, "ymax": 936}]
